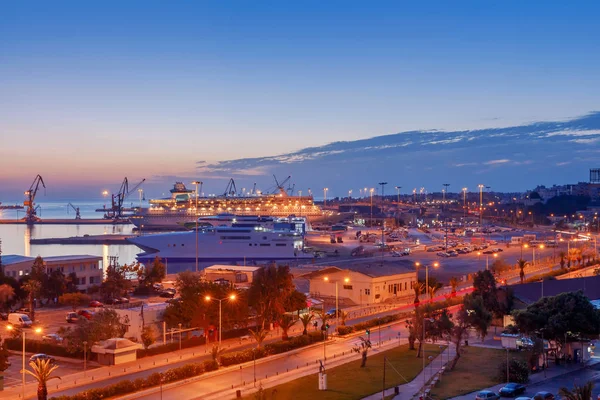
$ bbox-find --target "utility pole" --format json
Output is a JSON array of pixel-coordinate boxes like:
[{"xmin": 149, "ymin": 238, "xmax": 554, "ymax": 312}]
[
  {"xmin": 395, "ymin": 186, "xmax": 401, "ymax": 227},
  {"xmin": 442, "ymin": 184, "xmax": 450, "ymax": 209}
]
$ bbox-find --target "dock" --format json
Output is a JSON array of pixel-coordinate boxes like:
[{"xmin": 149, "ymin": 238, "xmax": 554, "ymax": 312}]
[
  {"xmin": 30, "ymin": 234, "xmax": 136, "ymax": 245},
  {"xmin": 0, "ymin": 219, "xmax": 131, "ymax": 225}
]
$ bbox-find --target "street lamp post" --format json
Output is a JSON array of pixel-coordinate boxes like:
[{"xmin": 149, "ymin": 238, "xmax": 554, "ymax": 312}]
[
  {"xmin": 83, "ymin": 341, "xmax": 88, "ymax": 377},
  {"xmin": 462, "ymin": 188, "xmax": 467, "ymax": 218},
  {"xmin": 323, "ymin": 275, "xmax": 349, "ymax": 329},
  {"xmin": 478, "ymin": 184, "xmax": 484, "ymax": 228},
  {"xmin": 191, "ymin": 181, "xmax": 202, "ymax": 273},
  {"xmin": 425, "ymin": 262, "xmax": 439, "ymax": 300},
  {"xmin": 7, "ymin": 325, "xmax": 42, "ymax": 399},
  {"xmin": 370, "ymin": 188, "xmax": 375, "ymax": 227},
  {"xmin": 205, "ymin": 294, "xmax": 237, "ymax": 347},
  {"xmin": 178, "ymin": 323, "xmax": 182, "ymax": 350},
  {"xmin": 486, "ymin": 253, "xmax": 498, "ymax": 271},
  {"xmin": 323, "ymin": 188, "xmax": 328, "ymax": 207},
  {"xmin": 422, "ymin": 318, "xmax": 434, "ymax": 398},
  {"xmin": 379, "ymin": 182, "xmax": 388, "ymax": 265}
]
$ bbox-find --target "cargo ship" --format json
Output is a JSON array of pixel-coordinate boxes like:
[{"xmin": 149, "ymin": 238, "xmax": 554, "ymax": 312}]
[{"xmin": 129, "ymin": 181, "xmax": 325, "ymax": 230}]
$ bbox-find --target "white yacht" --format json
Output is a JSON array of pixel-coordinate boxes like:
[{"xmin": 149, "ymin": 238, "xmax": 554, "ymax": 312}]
[{"xmin": 128, "ymin": 225, "xmax": 313, "ymax": 263}]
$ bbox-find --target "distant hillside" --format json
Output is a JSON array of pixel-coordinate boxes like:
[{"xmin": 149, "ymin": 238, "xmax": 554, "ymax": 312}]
[{"xmin": 198, "ymin": 112, "xmax": 600, "ymax": 195}]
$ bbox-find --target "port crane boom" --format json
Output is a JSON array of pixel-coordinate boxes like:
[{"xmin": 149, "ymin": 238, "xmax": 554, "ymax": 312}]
[
  {"xmin": 107, "ymin": 177, "xmax": 145, "ymax": 220},
  {"xmin": 67, "ymin": 203, "xmax": 81, "ymax": 219},
  {"xmin": 24, "ymin": 175, "xmax": 46, "ymax": 224}
]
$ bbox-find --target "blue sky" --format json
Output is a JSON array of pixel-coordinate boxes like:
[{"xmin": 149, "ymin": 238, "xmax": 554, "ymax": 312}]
[{"xmin": 1, "ymin": 1, "xmax": 599, "ymax": 198}]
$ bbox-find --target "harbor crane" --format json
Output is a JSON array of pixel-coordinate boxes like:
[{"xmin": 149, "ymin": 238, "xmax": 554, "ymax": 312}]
[
  {"xmin": 24, "ymin": 175, "xmax": 46, "ymax": 224},
  {"xmin": 67, "ymin": 203, "xmax": 81, "ymax": 219},
  {"xmin": 272, "ymin": 175, "xmax": 291, "ymax": 196},
  {"xmin": 223, "ymin": 178, "xmax": 238, "ymax": 197},
  {"xmin": 106, "ymin": 177, "xmax": 145, "ymax": 220}
]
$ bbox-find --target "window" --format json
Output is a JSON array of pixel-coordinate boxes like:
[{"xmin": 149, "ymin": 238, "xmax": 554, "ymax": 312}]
[
  {"xmin": 405, "ymin": 282, "xmax": 407, "ymax": 291},
  {"xmin": 259, "ymin": 243, "xmax": 271, "ymax": 247},
  {"xmin": 80, "ymin": 264, "xmax": 85, "ymax": 271},
  {"xmin": 275, "ymin": 243, "xmax": 287, "ymax": 247},
  {"xmin": 220, "ymin": 236, "xmax": 252, "ymax": 240},
  {"xmin": 364, "ymin": 288, "xmax": 371, "ymax": 295},
  {"xmin": 89, "ymin": 277, "xmax": 94, "ymax": 284},
  {"xmin": 343, "ymin": 285, "xmax": 353, "ymax": 290},
  {"xmin": 375, "ymin": 294, "xmax": 380, "ymax": 299}
]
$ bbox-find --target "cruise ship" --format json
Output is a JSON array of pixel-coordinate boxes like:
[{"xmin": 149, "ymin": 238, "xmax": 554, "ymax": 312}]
[
  {"xmin": 128, "ymin": 225, "xmax": 313, "ymax": 263},
  {"xmin": 129, "ymin": 181, "xmax": 325, "ymax": 230}
]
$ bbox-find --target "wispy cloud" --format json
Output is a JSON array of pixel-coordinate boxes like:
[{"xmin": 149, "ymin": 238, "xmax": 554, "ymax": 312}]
[
  {"xmin": 556, "ymin": 161, "xmax": 571, "ymax": 166},
  {"xmin": 453, "ymin": 162, "xmax": 478, "ymax": 167},
  {"xmin": 484, "ymin": 159, "xmax": 511, "ymax": 165}
]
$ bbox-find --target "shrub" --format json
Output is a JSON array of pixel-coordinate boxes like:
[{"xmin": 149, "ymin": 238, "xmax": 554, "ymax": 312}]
[
  {"xmin": 220, "ymin": 349, "xmax": 260, "ymax": 367},
  {"xmin": 337, "ymin": 325, "xmax": 354, "ymax": 335},
  {"xmin": 137, "ymin": 335, "xmax": 205, "ymax": 358},
  {"xmin": 202, "ymin": 359, "xmax": 219, "ymax": 372},
  {"xmin": 497, "ymin": 358, "xmax": 530, "ymax": 383}
]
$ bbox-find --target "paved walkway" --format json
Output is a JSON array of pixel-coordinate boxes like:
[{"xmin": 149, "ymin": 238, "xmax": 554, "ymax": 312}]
[{"xmin": 448, "ymin": 359, "xmax": 600, "ymax": 400}]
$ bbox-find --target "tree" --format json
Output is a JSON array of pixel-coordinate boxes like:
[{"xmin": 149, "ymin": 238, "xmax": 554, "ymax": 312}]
[
  {"xmin": 472, "ymin": 270, "xmax": 501, "ymax": 317},
  {"xmin": 139, "ymin": 257, "xmax": 166, "ymax": 288},
  {"xmin": 277, "ymin": 314, "xmax": 296, "ymax": 341},
  {"xmin": 449, "ymin": 277, "xmax": 459, "ymax": 294},
  {"xmin": 405, "ymin": 304, "xmax": 441, "ymax": 358},
  {"xmin": 449, "ymin": 307, "xmax": 471, "ymax": 370},
  {"xmin": 65, "ymin": 272, "xmax": 79, "ymax": 293},
  {"xmin": 497, "ymin": 358, "xmax": 529, "ymax": 383},
  {"xmin": 428, "ymin": 285, "xmax": 439, "ymax": 300},
  {"xmin": 559, "ymin": 251, "xmax": 567, "ymax": 269},
  {"xmin": 59, "ymin": 309, "xmax": 129, "ymax": 352},
  {"xmin": 340, "ymin": 310, "xmax": 349, "ymax": 326},
  {"xmin": 299, "ymin": 313, "xmax": 314, "ymax": 335},
  {"xmin": 0, "ymin": 284, "xmax": 15, "ymax": 308},
  {"xmin": 25, "ymin": 358, "xmax": 61, "ymax": 400},
  {"xmin": 413, "ymin": 281, "xmax": 425, "ymax": 304},
  {"xmin": 100, "ymin": 263, "xmax": 133, "ymax": 300},
  {"xmin": 351, "ymin": 336, "xmax": 372, "ymax": 367},
  {"xmin": 0, "ymin": 336, "xmax": 10, "ymax": 373},
  {"xmin": 249, "ymin": 327, "xmax": 269, "ymax": 349},
  {"xmin": 22, "ymin": 279, "xmax": 41, "ymax": 322},
  {"xmin": 141, "ymin": 325, "xmax": 156, "ymax": 349},
  {"xmin": 558, "ymin": 380, "xmax": 595, "ymax": 400},
  {"xmin": 248, "ymin": 264, "xmax": 297, "ymax": 329},
  {"xmin": 463, "ymin": 294, "xmax": 493, "ymax": 341},
  {"xmin": 516, "ymin": 259, "xmax": 528, "ymax": 284},
  {"xmin": 513, "ymin": 291, "xmax": 600, "ymax": 349},
  {"xmin": 59, "ymin": 293, "xmax": 91, "ymax": 311},
  {"xmin": 46, "ymin": 270, "xmax": 67, "ymax": 301}
]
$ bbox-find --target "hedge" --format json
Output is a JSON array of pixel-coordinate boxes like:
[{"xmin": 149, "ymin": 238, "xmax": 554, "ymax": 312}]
[
  {"xmin": 137, "ymin": 336, "xmax": 205, "ymax": 358},
  {"xmin": 50, "ymin": 360, "xmax": 217, "ymax": 400},
  {"xmin": 5, "ymin": 338, "xmax": 83, "ymax": 359}
]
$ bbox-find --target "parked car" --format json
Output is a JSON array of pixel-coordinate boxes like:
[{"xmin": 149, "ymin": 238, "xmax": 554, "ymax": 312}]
[
  {"xmin": 159, "ymin": 288, "xmax": 176, "ymax": 298},
  {"xmin": 42, "ymin": 334, "xmax": 63, "ymax": 343},
  {"xmin": 66, "ymin": 312, "xmax": 79, "ymax": 323},
  {"xmin": 533, "ymin": 392, "xmax": 554, "ymax": 400},
  {"xmin": 499, "ymin": 383, "xmax": 526, "ymax": 397},
  {"xmin": 153, "ymin": 283, "xmax": 164, "ymax": 290},
  {"xmin": 89, "ymin": 300, "xmax": 103, "ymax": 308},
  {"xmin": 77, "ymin": 310, "xmax": 94, "ymax": 320},
  {"xmin": 30, "ymin": 353, "xmax": 56, "ymax": 364},
  {"xmin": 326, "ymin": 308, "xmax": 342, "ymax": 317},
  {"xmin": 476, "ymin": 391, "xmax": 500, "ymax": 400},
  {"xmin": 119, "ymin": 297, "xmax": 130, "ymax": 304},
  {"xmin": 8, "ymin": 313, "xmax": 33, "ymax": 328}
]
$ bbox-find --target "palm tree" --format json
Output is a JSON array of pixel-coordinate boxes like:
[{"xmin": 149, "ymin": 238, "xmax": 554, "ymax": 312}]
[
  {"xmin": 249, "ymin": 327, "xmax": 269, "ymax": 349},
  {"xmin": 23, "ymin": 280, "xmax": 41, "ymax": 322},
  {"xmin": 428, "ymin": 285, "xmax": 439, "ymax": 300},
  {"xmin": 559, "ymin": 251, "xmax": 566, "ymax": 269},
  {"xmin": 210, "ymin": 345, "xmax": 226, "ymax": 367},
  {"xmin": 340, "ymin": 310, "xmax": 348, "ymax": 326},
  {"xmin": 299, "ymin": 313, "xmax": 314, "ymax": 335},
  {"xmin": 277, "ymin": 314, "xmax": 296, "ymax": 340},
  {"xmin": 351, "ymin": 336, "xmax": 372, "ymax": 368},
  {"xmin": 558, "ymin": 380, "xmax": 594, "ymax": 400},
  {"xmin": 26, "ymin": 358, "xmax": 61, "ymax": 400},
  {"xmin": 413, "ymin": 282, "xmax": 425, "ymax": 304},
  {"xmin": 449, "ymin": 277, "xmax": 459, "ymax": 294},
  {"xmin": 516, "ymin": 259, "xmax": 528, "ymax": 284}
]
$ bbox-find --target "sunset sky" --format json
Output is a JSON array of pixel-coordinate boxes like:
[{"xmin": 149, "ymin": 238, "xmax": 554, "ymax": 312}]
[{"xmin": 1, "ymin": 1, "xmax": 599, "ymax": 199}]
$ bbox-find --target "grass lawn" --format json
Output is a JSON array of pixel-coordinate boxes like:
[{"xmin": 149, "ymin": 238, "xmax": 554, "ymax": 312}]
[
  {"xmin": 243, "ymin": 343, "xmax": 443, "ymax": 400},
  {"xmin": 430, "ymin": 346, "xmax": 528, "ymax": 399}
]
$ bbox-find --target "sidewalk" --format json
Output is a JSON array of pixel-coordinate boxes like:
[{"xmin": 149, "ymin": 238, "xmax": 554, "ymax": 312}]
[
  {"xmin": 448, "ymin": 359, "xmax": 600, "ymax": 400},
  {"xmin": 359, "ymin": 343, "xmax": 456, "ymax": 400}
]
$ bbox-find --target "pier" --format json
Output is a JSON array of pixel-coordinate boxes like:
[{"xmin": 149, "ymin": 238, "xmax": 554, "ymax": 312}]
[
  {"xmin": 0, "ymin": 219, "xmax": 131, "ymax": 225},
  {"xmin": 30, "ymin": 234, "xmax": 135, "ymax": 245}
]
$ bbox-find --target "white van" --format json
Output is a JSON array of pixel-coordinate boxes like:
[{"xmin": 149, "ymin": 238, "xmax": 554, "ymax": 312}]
[{"xmin": 8, "ymin": 313, "xmax": 33, "ymax": 328}]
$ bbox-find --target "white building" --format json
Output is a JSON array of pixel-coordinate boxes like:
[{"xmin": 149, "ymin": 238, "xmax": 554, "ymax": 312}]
[
  {"xmin": 1, "ymin": 254, "xmax": 103, "ymax": 291},
  {"xmin": 203, "ymin": 265, "xmax": 263, "ymax": 287},
  {"xmin": 304, "ymin": 265, "xmax": 417, "ymax": 305},
  {"xmin": 115, "ymin": 302, "xmax": 168, "ymax": 342}
]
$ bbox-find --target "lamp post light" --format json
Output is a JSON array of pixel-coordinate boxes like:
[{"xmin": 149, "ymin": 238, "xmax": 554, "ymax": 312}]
[
  {"xmin": 191, "ymin": 181, "xmax": 202, "ymax": 273},
  {"xmin": 486, "ymin": 253, "xmax": 498, "ymax": 271},
  {"xmin": 422, "ymin": 318, "xmax": 434, "ymax": 398},
  {"xmin": 205, "ymin": 294, "xmax": 237, "ymax": 347},
  {"xmin": 370, "ymin": 188, "xmax": 374, "ymax": 227},
  {"xmin": 532, "ymin": 244, "xmax": 545, "ymax": 266},
  {"xmin": 323, "ymin": 188, "xmax": 328, "ymax": 206},
  {"xmin": 7, "ymin": 325, "xmax": 42, "ymax": 399},
  {"xmin": 425, "ymin": 262, "xmax": 439, "ymax": 300},
  {"xmin": 462, "ymin": 188, "xmax": 468, "ymax": 218},
  {"xmin": 323, "ymin": 275, "xmax": 350, "ymax": 328},
  {"xmin": 478, "ymin": 184, "xmax": 484, "ymax": 227}
]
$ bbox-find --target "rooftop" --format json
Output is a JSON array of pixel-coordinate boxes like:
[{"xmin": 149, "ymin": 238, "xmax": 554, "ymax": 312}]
[
  {"xmin": 205, "ymin": 265, "xmax": 263, "ymax": 273},
  {"xmin": 511, "ymin": 275, "xmax": 600, "ymax": 305},
  {"xmin": 43, "ymin": 255, "xmax": 102, "ymax": 262},
  {"xmin": 0, "ymin": 255, "xmax": 34, "ymax": 266},
  {"xmin": 300, "ymin": 262, "xmax": 415, "ymax": 280}
]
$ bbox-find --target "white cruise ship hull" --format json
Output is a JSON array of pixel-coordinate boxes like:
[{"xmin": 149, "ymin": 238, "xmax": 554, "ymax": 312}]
[{"xmin": 128, "ymin": 227, "xmax": 313, "ymax": 263}]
